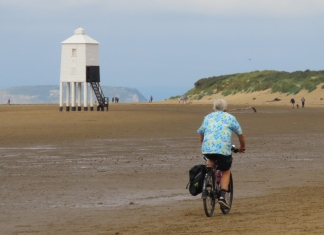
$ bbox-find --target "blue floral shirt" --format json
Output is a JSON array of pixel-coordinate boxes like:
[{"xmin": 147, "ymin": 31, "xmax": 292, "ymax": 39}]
[{"xmin": 197, "ymin": 111, "xmax": 243, "ymax": 155}]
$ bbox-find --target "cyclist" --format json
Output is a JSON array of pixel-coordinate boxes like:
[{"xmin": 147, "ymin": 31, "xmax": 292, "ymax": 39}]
[{"xmin": 197, "ymin": 98, "xmax": 245, "ymax": 209}]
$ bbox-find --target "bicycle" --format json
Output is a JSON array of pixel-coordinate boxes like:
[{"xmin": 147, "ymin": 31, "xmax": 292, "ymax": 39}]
[{"xmin": 201, "ymin": 145, "xmax": 238, "ymax": 217}]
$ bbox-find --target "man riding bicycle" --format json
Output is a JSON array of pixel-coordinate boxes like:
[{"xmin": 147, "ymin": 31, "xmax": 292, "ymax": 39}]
[{"xmin": 197, "ymin": 98, "xmax": 245, "ymax": 209}]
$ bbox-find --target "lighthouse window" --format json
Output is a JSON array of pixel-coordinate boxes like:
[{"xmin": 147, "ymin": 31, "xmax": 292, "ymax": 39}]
[{"xmin": 72, "ymin": 49, "xmax": 77, "ymax": 57}]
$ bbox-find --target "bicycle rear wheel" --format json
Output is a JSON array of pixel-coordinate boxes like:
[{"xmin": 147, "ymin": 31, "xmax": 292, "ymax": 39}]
[
  {"xmin": 202, "ymin": 171, "xmax": 216, "ymax": 217},
  {"xmin": 220, "ymin": 173, "xmax": 233, "ymax": 214}
]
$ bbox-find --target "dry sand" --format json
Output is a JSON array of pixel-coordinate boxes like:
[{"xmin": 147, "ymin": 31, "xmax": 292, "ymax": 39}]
[{"xmin": 1, "ymin": 97, "xmax": 324, "ymax": 234}]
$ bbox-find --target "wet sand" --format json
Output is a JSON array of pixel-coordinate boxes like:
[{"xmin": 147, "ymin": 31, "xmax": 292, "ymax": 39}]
[{"xmin": 1, "ymin": 103, "xmax": 324, "ymax": 234}]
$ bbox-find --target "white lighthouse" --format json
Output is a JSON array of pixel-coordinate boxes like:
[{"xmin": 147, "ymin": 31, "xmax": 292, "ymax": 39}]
[{"xmin": 59, "ymin": 28, "xmax": 108, "ymax": 111}]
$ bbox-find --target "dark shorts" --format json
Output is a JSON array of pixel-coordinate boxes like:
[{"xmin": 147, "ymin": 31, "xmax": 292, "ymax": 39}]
[{"xmin": 204, "ymin": 154, "xmax": 233, "ymax": 171}]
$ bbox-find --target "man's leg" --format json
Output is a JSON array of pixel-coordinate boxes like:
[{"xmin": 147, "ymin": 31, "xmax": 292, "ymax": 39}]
[
  {"xmin": 219, "ymin": 169, "xmax": 231, "ymax": 209},
  {"xmin": 220, "ymin": 169, "xmax": 230, "ymax": 190},
  {"xmin": 206, "ymin": 158, "xmax": 215, "ymax": 168}
]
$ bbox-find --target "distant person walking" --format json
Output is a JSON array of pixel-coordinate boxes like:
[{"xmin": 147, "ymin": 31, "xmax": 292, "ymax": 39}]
[
  {"xmin": 149, "ymin": 95, "xmax": 153, "ymax": 103},
  {"xmin": 7, "ymin": 98, "xmax": 10, "ymax": 105},
  {"xmin": 290, "ymin": 97, "xmax": 295, "ymax": 108},
  {"xmin": 301, "ymin": 97, "xmax": 305, "ymax": 108},
  {"xmin": 183, "ymin": 96, "xmax": 187, "ymax": 104}
]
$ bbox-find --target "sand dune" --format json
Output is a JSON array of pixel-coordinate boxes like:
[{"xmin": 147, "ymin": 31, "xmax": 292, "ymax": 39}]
[{"xmin": 161, "ymin": 85, "xmax": 324, "ymax": 108}]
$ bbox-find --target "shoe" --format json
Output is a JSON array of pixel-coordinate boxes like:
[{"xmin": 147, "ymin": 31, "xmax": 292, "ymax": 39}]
[{"xmin": 218, "ymin": 197, "xmax": 230, "ymax": 209}]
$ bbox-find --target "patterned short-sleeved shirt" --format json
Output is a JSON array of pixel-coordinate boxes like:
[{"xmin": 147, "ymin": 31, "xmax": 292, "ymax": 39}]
[{"xmin": 197, "ymin": 111, "xmax": 243, "ymax": 155}]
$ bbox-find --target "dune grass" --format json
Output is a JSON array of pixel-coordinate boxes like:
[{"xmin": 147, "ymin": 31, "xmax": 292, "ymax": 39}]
[{"xmin": 171, "ymin": 70, "xmax": 324, "ymax": 100}]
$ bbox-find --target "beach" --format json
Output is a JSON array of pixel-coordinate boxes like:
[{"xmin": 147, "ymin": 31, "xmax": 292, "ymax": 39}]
[{"xmin": 1, "ymin": 101, "xmax": 324, "ymax": 234}]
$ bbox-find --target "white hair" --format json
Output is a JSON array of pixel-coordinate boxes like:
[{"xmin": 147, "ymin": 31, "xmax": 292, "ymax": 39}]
[{"xmin": 213, "ymin": 98, "xmax": 227, "ymax": 111}]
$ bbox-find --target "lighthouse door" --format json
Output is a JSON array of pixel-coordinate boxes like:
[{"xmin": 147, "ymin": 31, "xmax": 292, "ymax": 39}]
[{"xmin": 86, "ymin": 66, "xmax": 100, "ymax": 82}]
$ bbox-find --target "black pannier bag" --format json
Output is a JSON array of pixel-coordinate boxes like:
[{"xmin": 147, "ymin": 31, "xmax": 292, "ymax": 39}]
[{"xmin": 186, "ymin": 164, "xmax": 206, "ymax": 196}]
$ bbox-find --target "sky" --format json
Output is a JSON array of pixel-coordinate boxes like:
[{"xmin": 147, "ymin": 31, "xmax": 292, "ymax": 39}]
[{"xmin": 1, "ymin": 0, "xmax": 324, "ymax": 101}]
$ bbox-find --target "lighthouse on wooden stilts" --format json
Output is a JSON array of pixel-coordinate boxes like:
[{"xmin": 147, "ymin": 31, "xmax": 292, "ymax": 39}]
[{"xmin": 59, "ymin": 28, "xmax": 109, "ymax": 112}]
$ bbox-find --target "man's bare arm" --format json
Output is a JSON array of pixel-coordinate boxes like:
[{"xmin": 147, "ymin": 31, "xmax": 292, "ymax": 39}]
[
  {"xmin": 238, "ymin": 134, "xmax": 246, "ymax": 153},
  {"xmin": 199, "ymin": 134, "xmax": 204, "ymax": 144}
]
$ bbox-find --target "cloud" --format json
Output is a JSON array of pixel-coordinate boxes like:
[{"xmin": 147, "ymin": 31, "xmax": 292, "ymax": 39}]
[
  {"xmin": 0, "ymin": 0, "xmax": 101, "ymax": 13},
  {"xmin": 2, "ymin": 0, "xmax": 324, "ymax": 18},
  {"xmin": 122, "ymin": 0, "xmax": 324, "ymax": 18},
  {"xmin": 208, "ymin": 0, "xmax": 323, "ymax": 17}
]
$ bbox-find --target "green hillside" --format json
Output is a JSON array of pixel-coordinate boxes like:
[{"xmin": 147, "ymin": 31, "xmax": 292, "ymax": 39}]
[{"xmin": 174, "ymin": 70, "xmax": 324, "ymax": 100}]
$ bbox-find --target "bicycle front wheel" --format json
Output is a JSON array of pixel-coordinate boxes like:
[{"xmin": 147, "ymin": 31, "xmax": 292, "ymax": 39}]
[
  {"xmin": 221, "ymin": 173, "xmax": 233, "ymax": 214},
  {"xmin": 202, "ymin": 171, "xmax": 216, "ymax": 217}
]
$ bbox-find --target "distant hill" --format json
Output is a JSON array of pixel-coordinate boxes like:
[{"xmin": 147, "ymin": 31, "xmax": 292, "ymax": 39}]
[
  {"xmin": 0, "ymin": 85, "xmax": 147, "ymax": 104},
  {"xmin": 170, "ymin": 70, "xmax": 324, "ymax": 100}
]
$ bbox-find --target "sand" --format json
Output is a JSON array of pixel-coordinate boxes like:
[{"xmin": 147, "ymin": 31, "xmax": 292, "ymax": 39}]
[{"xmin": 1, "ymin": 98, "xmax": 324, "ymax": 234}]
